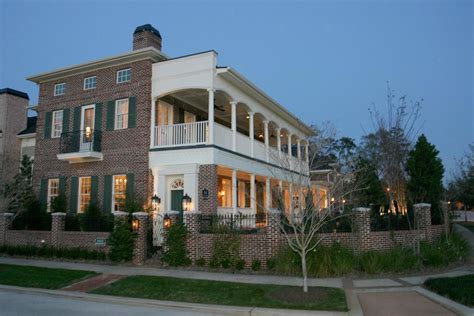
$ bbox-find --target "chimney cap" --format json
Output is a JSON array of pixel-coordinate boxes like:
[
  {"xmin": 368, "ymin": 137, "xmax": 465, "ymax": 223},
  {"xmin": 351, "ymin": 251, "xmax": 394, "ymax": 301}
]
[{"xmin": 134, "ymin": 24, "xmax": 162, "ymax": 39}]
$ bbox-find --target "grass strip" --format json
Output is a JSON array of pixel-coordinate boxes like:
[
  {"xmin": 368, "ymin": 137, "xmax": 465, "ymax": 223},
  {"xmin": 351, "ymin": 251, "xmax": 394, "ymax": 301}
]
[{"xmin": 425, "ymin": 274, "xmax": 474, "ymax": 307}]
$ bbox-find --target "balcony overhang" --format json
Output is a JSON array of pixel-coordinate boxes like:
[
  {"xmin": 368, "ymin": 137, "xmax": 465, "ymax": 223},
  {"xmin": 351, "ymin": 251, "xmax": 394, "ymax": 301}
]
[{"xmin": 57, "ymin": 151, "xmax": 103, "ymax": 164}]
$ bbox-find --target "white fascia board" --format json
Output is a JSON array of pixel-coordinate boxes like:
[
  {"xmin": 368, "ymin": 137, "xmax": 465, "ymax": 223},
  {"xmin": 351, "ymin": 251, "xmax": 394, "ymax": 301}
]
[{"xmin": 17, "ymin": 133, "xmax": 36, "ymax": 139}]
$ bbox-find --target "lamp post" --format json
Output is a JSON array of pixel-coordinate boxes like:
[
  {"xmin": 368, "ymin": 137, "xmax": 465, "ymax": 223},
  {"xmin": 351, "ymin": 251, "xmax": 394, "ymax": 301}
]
[{"xmin": 182, "ymin": 193, "xmax": 192, "ymax": 212}]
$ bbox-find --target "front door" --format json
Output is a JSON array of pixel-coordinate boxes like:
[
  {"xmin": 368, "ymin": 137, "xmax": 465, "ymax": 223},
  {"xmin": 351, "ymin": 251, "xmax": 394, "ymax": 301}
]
[
  {"xmin": 80, "ymin": 105, "xmax": 95, "ymax": 151},
  {"xmin": 171, "ymin": 189, "xmax": 184, "ymax": 216}
]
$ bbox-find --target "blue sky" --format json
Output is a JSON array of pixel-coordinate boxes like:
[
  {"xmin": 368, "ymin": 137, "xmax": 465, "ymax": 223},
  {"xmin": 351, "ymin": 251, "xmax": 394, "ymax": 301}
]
[{"xmin": 1, "ymin": 0, "xmax": 472, "ymax": 178}]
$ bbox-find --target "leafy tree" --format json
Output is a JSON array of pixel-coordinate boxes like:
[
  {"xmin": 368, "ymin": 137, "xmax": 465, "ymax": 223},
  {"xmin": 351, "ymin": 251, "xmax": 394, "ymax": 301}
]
[
  {"xmin": 407, "ymin": 135, "xmax": 444, "ymax": 222},
  {"xmin": 3, "ymin": 155, "xmax": 34, "ymax": 213},
  {"xmin": 352, "ymin": 157, "xmax": 387, "ymax": 207},
  {"xmin": 447, "ymin": 144, "xmax": 474, "ymax": 209},
  {"xmin": 50, "ymin": 194, "xmax": 68, "ymax": 213}
]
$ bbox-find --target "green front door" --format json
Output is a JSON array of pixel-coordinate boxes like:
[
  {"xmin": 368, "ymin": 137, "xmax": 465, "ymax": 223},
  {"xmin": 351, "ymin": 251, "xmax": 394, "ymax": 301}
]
[{"xmin": 171, "ymin": 190, "xmax": 184, "ymax": 215}]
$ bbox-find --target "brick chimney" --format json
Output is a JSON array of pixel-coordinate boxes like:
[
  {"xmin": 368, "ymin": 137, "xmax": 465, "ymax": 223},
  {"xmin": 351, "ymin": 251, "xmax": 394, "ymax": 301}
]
[{"xmin": 133, "ymin": 24, "xmax": 162, "ymax": 51}]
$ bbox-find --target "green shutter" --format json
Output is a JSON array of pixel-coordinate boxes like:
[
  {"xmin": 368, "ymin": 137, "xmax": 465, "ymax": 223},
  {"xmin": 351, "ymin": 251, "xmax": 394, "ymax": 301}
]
[
  {"xmin": 103, "ymin": 175, "xmax": 112, "ymax": 213},
  {"xmin": 44, "ymin": 112, "xmax": 52, "ymax": 139},
  {"xmin": 128, "ymin": 97, "xmax": 136, "ymax": 128},
  {"xmin": 94, "ymin": 103, "xmax": 102, "ymax": 131},
  {"xmin": 91, "ymin": 176, "xmax": 99, "ymax": 206},
  {"xmin": 70, "ymin": 177, "xmax": 79, "ymax": 214},
  {"xmin": 126, "ymin": 173, "xmax": 135, "ymax": 201},
  {"xmin": 73, "ymin": 106, "xmax": 81, "ymax": 132},
  {"xmin": 62, "ymin": 108, "xmax": 70, "ymax": 134},
  {"xmin": 39, "ymin": 178, "xmax": 48, "ymax": 207},
  {"xmin": 106, "ymin": 101, "xmax": 115, "ymax": 131},
  {"xmin": 59, "ymin": 176, "xmax": 66, "ymax": 195}
]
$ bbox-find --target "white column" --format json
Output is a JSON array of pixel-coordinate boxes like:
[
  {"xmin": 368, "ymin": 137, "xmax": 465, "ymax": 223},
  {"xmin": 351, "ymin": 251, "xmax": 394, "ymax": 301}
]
[
  {"xmin": 249, "ymin": 112, "xmax": 255, "ymax": 158},
  {"xmin": 158, "ymin": 175, "xmax": 167, "ymax": 211},
  {"xmin": 297, "ymin": 139, "xmax": 301, "ymax": 160},
  {"xmin": 288, "ymin": 133, "xmax": 292, "ymax": 156},
  {"xmin": 263, "ymin": 120, "xmax": 269, "ymax": 162},
  {"xmin": 230, "ymin": 101, "xmax": 238, "ymax": 151},
  {"xmin": 305, "ymin": 142, "xmax": 309, "ymax": 162},
  {"xmin": 232, "ymin": 169, "xmax": 237, "ymax": 214},
  {"xmin": 276, "ymin": 128, "xmax": 281, "ymax": 158},
  {"xmin": 265, "ymin": 177, "xmax": 271, "ymax": 210},
  {"xmin": 289, "ymin": 182, "xmax": 293, "ymax": 212},
  {"xmin": 250, "ymin": 174, "xmax": 256, "ymax": 213},
  {"xmin": 207, "ymin": 88, "xmax": 215, "ymax": 144},
  {"xmin": 150, "ymin": 99, "xmax": 156, "ymax": 148}
]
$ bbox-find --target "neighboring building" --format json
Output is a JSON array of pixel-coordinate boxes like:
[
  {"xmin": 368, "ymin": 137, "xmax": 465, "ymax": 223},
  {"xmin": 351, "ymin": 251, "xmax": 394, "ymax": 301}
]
[
  {"xmin": 0, "ymin": 88, "xmax": 29, "ymax": 210},
  {"xmin": 17, "ymin": 115, "xmax": 37, "ymax": 161},
  {"xmin": 27, "ymin": 24, "xmax": 312, "ymax": 223}
]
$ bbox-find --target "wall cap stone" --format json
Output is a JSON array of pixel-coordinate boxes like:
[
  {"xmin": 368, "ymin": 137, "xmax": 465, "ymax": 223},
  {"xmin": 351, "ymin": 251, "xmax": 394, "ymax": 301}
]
[
  {"xmin": 112, "ymin": 211, "xmax": 128, "ymax": 216},
  {"xmin": 267, "ymin": 208, "xmax": 282, "ymax": 214},
  {"xmin": 414, "ymin": 203, "xmax": 431, "ymax": 208},
  {"xmin": 51, "ymin": 212, "xmax": 67, "ymax": 216},
  {"xmin": 164, "ymin": 210, "xmax": 180, "ymax": 215},
  {"xmin": 353, "ymin": 207, "xmax": 371, "ymax": 213},
  {"xmin": 184, "ymin": 211, "xmax": 202, "ymax": 215},
  {"xmin": 1, "ymin": 213, "xmax": 14, "ymax": 216},
  {"xmin": 133, "ymin": 212, "xmax": 149, "ymax": 217}
]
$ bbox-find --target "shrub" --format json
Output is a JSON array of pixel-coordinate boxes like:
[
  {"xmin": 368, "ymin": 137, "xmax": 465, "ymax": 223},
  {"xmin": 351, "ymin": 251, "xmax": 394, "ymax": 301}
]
[
  {"xmin": 0, "ymin": 245, "xmax": 106, "ymax": 261},
  {"xmin": 209, "ymin": 228, "xmax": 240, "ymax": 269},
  {"xmin": 308, "ymin": 244, "xmax": 356, "ymax": 276},
  {"xmin": 209, "ymin": 257, "xmax": 220, "ymax": 268},
  {"xmin": 162, "ymin": 222, "xmax": 191, "ymax": 266},
  {"xmin": 251, "ymin": 259, "xmax": 261, "ymax": 271},
  {"xmin": 80, "ymin": 203, "xmax": 113, "ymax": 232},
  {"xmin": 50, "ymin": 194, "xmax": 67, "ymax": 213},
  {"xmin": 266, "ymin": 258, "xmax": 276, "ymax": 270},
  {"xmin": 420, "ymin": 233, "xmax": 468, "ymax": 267},
  {"xmin": 108, "ymin": 217, "xmax": 136, "ymax": 262},
  {"xmin": 195, "ymin": 258, "xmax": 206, "ymax": 267},
  {"xmin": 11, "ymin": 197, "xmax": 51, "ymax": 231},
  {"xmin": 64, "ymin": 214, "xmax": 81, "ymax": 231},
  {"xmin": 235, "ymin": 259, "xmax": 245, "ymax": 271}
]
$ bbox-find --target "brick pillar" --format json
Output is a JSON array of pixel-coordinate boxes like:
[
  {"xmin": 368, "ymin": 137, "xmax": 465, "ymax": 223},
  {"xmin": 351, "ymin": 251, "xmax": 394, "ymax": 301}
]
[
  {"xmin": 352, "ymin": 207, "xmax": 371, "ymax": 252},
  {"xmin": 112, "ymin": 211, "xmax": 129, "ymax": 229},
  {"xmin": 132, "ymin": 212, "xmax": 148, "ymax": 265},
  {"xmin": 51, "ymin": 213, "xmax": 66, "ymax": 248},
  {"xmin": 414, "ymin": 203, "xmax": 432, "ymax": 242},
  {"xmin": 184, "ymin": 211, "xmax": 201, "ymax": 263},
  {"xmin": 267, "ymin": 209, "xmax": 282, "ymax": 259},
  {"xmin": 198, "ymin": 164, "xmax": 218, "ymax": 215},
  {"xmin": 0, "ymin": 213, "xmax": 14, "ymax": 246}
]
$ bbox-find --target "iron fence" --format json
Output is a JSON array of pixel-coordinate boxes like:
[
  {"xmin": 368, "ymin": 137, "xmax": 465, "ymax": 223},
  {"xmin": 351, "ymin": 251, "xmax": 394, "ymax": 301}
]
[
  {"xmin": 199, "ymin": 213, "xmax": 267, "ymax": 234},
  {"xmin": 59, "ymin": 129, "xmax": 102, "ymax": 153}
]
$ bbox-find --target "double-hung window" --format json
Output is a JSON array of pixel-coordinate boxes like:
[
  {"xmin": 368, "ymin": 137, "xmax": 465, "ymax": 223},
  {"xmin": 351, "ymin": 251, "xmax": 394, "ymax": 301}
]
[
  {"xmin": 116, "ymin": 68, "xmax": 131, "ymax": 83},
  {"xmin": 52, "ymin": 110, "xmax": 63, "ymax": 138},
  {"xmin": 47, "ymin": 178, "xmax": 59, "ymax": 212},
  {"xmin": 54, "ymin": 83, "xmax": 66, "ymax": 96},
  {"xmin": 84, "ymin": 76, "xmax": 96, "ymax": 90},
  {"xmin": 78, "ymin": 176, "xmax": 91, "ymax": 213},
  {"xmin": 115, "ymin": 99, "xmax": 129, "ymax": 129},
  {"xmin": 112, "ymin": 175, "xmax": 127, "ymax": 212}
]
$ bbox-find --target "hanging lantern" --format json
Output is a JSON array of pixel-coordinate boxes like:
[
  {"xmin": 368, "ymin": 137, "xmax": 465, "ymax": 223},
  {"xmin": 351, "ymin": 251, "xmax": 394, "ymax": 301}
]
[
  {"xmin": 163, "ymin": 214, "xmax": 172, "ymax": 229},
  {"xmin": 152, "ymin": 194, "xmax": 161, "ymax": 211},
  {"xmin": 132, "ymin": 218, "xmax": 140, "ymax": 231},
  {"xmin": 182, "ymin": 193, "xmax": 192, "ymax": 211}
]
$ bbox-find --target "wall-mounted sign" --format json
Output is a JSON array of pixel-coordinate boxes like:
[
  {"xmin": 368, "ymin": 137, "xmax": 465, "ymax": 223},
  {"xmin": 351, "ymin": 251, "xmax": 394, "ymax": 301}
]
[
  {"xmin": 95, "ymin": 238, "xmax": 107, "ymax": 247},
  {"xmin": 202, "ymin": 189, "xmax": 209, "ymax": 200}
]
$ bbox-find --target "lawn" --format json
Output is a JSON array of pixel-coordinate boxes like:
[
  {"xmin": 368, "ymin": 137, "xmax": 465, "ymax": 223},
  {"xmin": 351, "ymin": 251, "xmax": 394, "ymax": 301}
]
[
  {"xmin": 425, "ymin": 274, "xmax": 474, "ymax": 307},
  {"xmin": 0, "ymin": 264, "xmax": 96, "ymax": 289},
  {"xmin": 92, "ymin": 275, "xmax": 347, "ymax": 311},
  {"xmin": 459, "ymin": 222, "xmax": 474, "ymax": 232}
]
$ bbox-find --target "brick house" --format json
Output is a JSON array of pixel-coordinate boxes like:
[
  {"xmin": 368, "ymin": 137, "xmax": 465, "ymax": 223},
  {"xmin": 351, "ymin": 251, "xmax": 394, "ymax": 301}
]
[{"xmin": 27, "ymin": 24, "xmax": 313, "ymax": 239}]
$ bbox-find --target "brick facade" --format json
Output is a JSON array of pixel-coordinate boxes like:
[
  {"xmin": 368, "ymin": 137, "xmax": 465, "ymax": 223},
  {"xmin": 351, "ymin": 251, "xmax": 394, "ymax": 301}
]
[
  {"xmin": 197, "ymin": 164, "xmax": 218, "ymax": 215},
  {"xmin": 33, "ymin": 59, "xmax": 153, "ymax": 211}
]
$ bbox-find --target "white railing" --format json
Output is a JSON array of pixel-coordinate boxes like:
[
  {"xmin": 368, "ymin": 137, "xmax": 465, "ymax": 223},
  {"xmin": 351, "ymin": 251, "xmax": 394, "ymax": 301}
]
[
  {"xmin": 214, "ymin": 123, "xmax": 233, "ymax": 151},
  {"xmin": 154, "ymin": 121, "xmax": 208, "ymax": 147}
]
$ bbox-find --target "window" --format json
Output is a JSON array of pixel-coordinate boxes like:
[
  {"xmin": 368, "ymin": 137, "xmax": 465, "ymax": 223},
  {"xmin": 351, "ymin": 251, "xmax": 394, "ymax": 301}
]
[
  {"xmin": 84, "ymin": 76, "xmax": 96, "ymax": 90},
  {"xmin": 52, "ymin": 110, "xmax": 63, "ymax": 138},
  {"xmin": 115, "ymin": 99, "xmax": 129, "ymax": 129},
  {"xmin": 237, "ymin": 180, "xmax": 250, "ymax": 208},
  {"xmin": 156, "ymin": 101, "xmax": 173, "ymax": 126},
  {"xmin": 116, "ymin": 68, "xmax": 131, "ymax": 83},
  {"xmin": 54, "ymin": 83, "xmax": 66, "ymax": 96},
  {"xmin": 78, "ymin": 177, "xmax": 91, "ymax": 213},
  {"xmin": 47, "ymin": 178, "xmax": 59, "ymax": 212},
  {"xmin": 218, "ymin": 176, "xmax": 232, "ymax": 208},
  {"xmin": 112, "ymin": 175, "xmax": 127, "ymax": 212}
]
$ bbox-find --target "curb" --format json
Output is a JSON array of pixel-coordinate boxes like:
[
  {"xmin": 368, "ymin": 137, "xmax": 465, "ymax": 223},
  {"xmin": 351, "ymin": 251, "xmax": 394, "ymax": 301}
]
[{"xmin": 0, "ymin": 284, "xmax": 348, "ymax": 316}]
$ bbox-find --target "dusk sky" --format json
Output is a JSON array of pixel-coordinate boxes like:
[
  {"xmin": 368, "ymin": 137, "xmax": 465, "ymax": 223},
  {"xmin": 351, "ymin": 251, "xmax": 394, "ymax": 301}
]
[{"xmin": 1, "ymin": 0, "xmax": 472, "ymax": 178}]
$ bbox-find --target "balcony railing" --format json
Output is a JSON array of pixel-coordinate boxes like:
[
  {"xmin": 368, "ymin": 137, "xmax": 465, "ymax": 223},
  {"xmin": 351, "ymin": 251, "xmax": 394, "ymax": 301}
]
[
  {"xmin": 59, "ymin": 129, "xmax": 102, "ymax": 154},
  {"xmin": 154, "ymin": 121, "xmax": 208, "ymax": 147}
]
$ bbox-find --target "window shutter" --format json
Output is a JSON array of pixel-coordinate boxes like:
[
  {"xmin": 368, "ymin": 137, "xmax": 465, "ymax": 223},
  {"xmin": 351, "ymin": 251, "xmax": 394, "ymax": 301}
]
[
  {"xmin": 128, "ymin": 97, "xmax": 136, "ymax": 128},
  {"xmin": 73, "ymin": 106, "xmax": 81, "ymax": 132},
  {"xmin": 126, "ymin": 173, "xmax": 135, "ymax": 202},
  {"xmin": 39, "ymin": 178, "xmax": 48, "ymax": 207},
  {"xmin": 62, "ymin": 108, "xmax": 70, "ymax": 134},
  {"xmin": 70, "ymin": 176, "xmax": 79, "ymax": 214},
  {"xmin": 178, "ymin": 108, "xmax": 184, "ymax": 124},
  {"xmin": 103, "ymin": 175, "xmax": 112, "ymax": 213},
  {"xmin": 94, "ymin": 103, "xmax": 102, "ymax": 131},
  {"xmin": 91, "ymin": 176, "xmax": 99, "ymax": 206},
  {"xmin": 106, "ymin": 101, "xmax": 115, "ymax": 131},
  {"xmin": 44, "ymin": 112, "xmax": 52, "ymax": 139},
  {"xmin": 59, "ymin": 176, "xmax": 66, "ymax": 196}
]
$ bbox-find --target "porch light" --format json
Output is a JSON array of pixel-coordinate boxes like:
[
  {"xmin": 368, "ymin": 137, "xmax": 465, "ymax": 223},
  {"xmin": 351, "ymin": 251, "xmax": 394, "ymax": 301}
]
[
  {"xmin": 152, "ymin": 194, "xmax": 161, "ymax": 211},
  {"xmin": 132, "ymin": 218, "xmax": 140, "ymax": 231},
  {"xmin": 85, "ymin": 126, "xmax": 92, "ymax": 139},
  {"xmin": 246, "ymin": 115, "xmax": 250, "ymax": 119},
  {"xmin": 163, "ymin": 214, "xmax": 172, "ymax": 229},
  {"xmin": 330, "ymin": 197, "xmax": 335, "ymax": 202},
  {"xmin": 342, "ymin": 199, "xmax": 346, "ymax": 204},
  {"xmin": 182, "ymin": 193, "xmax": 192, "ymax": 211}
]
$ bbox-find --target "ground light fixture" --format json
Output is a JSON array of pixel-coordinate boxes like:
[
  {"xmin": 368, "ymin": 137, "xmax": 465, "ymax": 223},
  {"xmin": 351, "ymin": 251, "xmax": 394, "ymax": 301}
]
[{"xmin": 182, "ymin": 193, "xmax": 192, "ymax": 211}]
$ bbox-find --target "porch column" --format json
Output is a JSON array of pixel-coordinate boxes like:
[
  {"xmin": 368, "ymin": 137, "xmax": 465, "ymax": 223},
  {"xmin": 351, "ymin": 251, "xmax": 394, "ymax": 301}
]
[
  {"xmin": 276, "ymin": 128, "xmax": 282, "ymax": 158},
  {"xmin": 265, "ymin": 177, "xmax": 271, "ymax": 210},
  {"xmin": 315, "ymin": 185, "xmax": 320, "ymax": 209},
  {"xmin": 288, "ymin": 133, "xmax": 292, "ymax": 156},
  {"xmin": 297, "ymin": 139, "xmax": 301, "ymax": 160},
  {"xmin": 150, "ymin": 99, "xmax": 156, "ymax": 147},
  {"xmin": 250, "ymin": 174, "xmax": 256, "ymax": 213},
  {"xmin": 305, "ymin": 142, "xmax": 309, "ymax": 162},
  {"xmin": 249, "ymin": 112, "xmax": 255, "ymax": 158},
  {"xmin": 263, "ymin": 120, "xmax": 269, "ymax": 162},
  {"xmin": 232, "ymin": 169, "xmax": 237, "ymax": 215},
  {"xmin": 289, "ymin": 182, "xmax": 293, "ymax": 212},
  {"xmin": 207, "ymin": 88, "xmax": 215, "ymax": 144},
  {"xmin": 231, "ymin": 101, "xmax": 238, "ymax": 151}
]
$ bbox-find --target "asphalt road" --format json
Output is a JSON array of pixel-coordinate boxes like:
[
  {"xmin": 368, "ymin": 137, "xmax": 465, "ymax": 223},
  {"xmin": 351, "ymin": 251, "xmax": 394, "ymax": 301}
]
[{"xmin": 0, "ymin": 289, "xmax": 215, "ymax": 316}]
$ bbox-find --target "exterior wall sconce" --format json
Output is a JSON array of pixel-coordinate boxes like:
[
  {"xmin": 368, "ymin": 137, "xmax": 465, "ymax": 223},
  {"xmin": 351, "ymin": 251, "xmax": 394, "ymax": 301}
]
[
  {"xmin": 132, "ymin": 218, "xmax": 140, "ymax": 231},
  {"xmin": 182, "ymin": 193, "xmax": 192, "ymax": 211},
  {"xmin": 163, "ymin": 214, "xmax": 171, "ymax": 229},
  {"xmin": 152, "ymin": 194, "xmax": 161, "ymax": 211}
]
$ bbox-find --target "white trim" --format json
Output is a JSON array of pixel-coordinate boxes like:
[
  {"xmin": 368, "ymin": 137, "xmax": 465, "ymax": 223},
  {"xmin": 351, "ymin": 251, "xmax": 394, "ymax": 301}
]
[
  {"xmin": 116, "ymin": 68, "xmax": 131, "ymax": 84},
  {"xmin": 112, "ymin": 174, "xmax": 127, "ymax": 213},
  {"xmin": 47, "ymin": 178, "xmax": 59, "ymax": 212},
  {"xmin": 114, "ymin": 98, "xmax": 129, "ymax": 130},
  {"xmin": 78, "ymin": 176, "xmax": 91, "ymax": 214},
  {"xmin": 80, "ymin": 104, "xmax": 95, "ymax": 151},
  {"xmin": 17, "ymin": 132, "xmax": 36, "ymax": 139},
  {"xmin": 51, "ymin": 110, "xmax": 63, "ymax": 138},
  {"xmin": 83, "ymin": 76, "xmax": 97, "ymax": 90},
  {"xmin": 54, "ymin": 83, "xmax": 65, "ymax": 96}
]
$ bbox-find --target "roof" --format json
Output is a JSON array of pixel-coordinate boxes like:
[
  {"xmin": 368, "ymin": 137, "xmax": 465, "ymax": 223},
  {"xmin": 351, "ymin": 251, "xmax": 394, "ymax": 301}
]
[
  {"xmin": 0, "ymin": 88, "xmax": 29, "ymax": 100},
  {"xmin": 17, "ymin": 116, "xmax": 37, "ymax": 136},
  {"xmin": 134, "ymin": 24, "xmax": 162, "ymax": 39}
]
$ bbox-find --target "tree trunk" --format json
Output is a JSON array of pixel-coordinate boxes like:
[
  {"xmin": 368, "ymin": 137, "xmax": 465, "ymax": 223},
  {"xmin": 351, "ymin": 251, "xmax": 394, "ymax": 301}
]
[{"xmin": 301, "ymin": 252, "xmax": 308, "ymax": 293}]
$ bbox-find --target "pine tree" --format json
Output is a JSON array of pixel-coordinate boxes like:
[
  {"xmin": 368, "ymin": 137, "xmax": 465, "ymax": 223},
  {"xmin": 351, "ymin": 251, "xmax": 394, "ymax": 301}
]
[
  {"xmin": 3, "ymin": 155, "xmax": 34, "ymax": 213},
  {"xmin": 407, "ymin": 134, "xmax": 445, "ymax": 222}
]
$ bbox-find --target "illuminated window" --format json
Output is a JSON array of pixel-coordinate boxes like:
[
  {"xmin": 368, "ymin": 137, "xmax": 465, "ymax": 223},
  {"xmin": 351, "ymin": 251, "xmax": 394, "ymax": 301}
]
[
  {"xmin": 218, "ymin": 176, "xmax": 232, "ymax": 207},
  {"xmin": 237, "ymin": 180, "xmax": 250, "ymax": 208},
  {"xmin": 113, "ymin": 175, "xmax": 127, "ymax": 212},
  {"xmin": 47, "ymin": 178, "xmax": 59, "ymax": 212},
  {"xmin": 78, "ymin": 177, "xmax": 91, "ymax": 213},
  {"xmin": 115, "ymin": 99, "xmax": 129, "ymax": 130},
  {"xmin": 52, "ymin": 110, "xmax": 63, "ymax": 138}
]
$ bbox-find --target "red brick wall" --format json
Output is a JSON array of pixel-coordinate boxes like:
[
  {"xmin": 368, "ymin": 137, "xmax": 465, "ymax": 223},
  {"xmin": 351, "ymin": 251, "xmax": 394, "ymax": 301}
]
[
  {"xmin": 33, "ymin": 59, "xmax": 153, "ymax": 209},
  {"xmin": 5, "ymin": 231, "xmax": 51, "ymax": 247},
  {"xmin": 198, "ymin": 165, "xmax": 218, "ymax": 215},
  {"xmin": 59, "ymin": 231, "xmax": 110, "ymax": 252}
]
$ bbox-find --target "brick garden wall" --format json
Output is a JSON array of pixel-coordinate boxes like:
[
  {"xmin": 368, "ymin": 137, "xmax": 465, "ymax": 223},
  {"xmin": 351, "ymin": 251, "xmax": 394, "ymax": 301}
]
[
  {"xmin": 59, "ymin": 231, "xmax": 110, "ymax": 252},
  {"xmin": 4, "ymin": 231, "xmax": 52, "ymax": 247}
]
